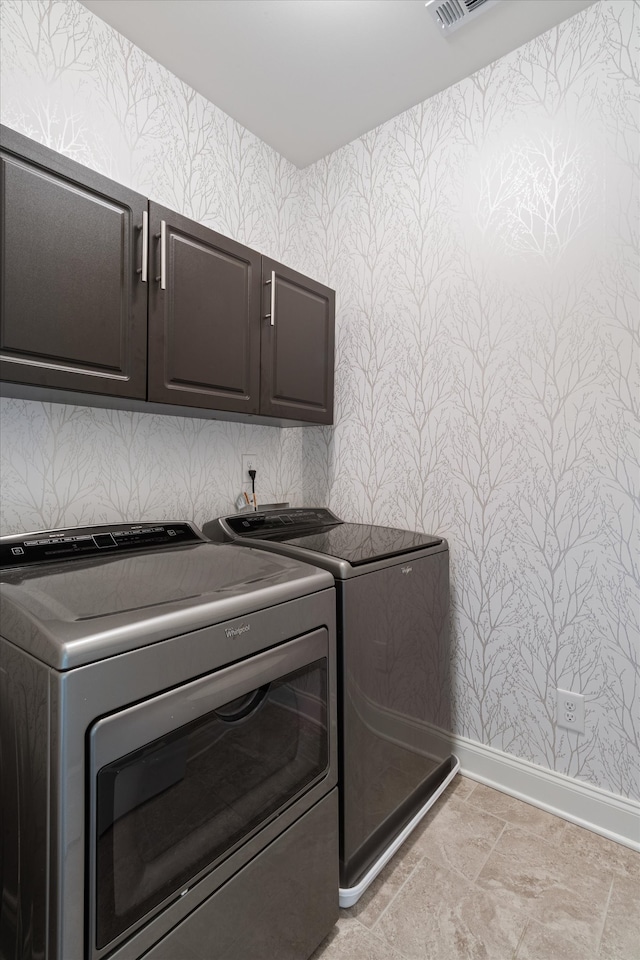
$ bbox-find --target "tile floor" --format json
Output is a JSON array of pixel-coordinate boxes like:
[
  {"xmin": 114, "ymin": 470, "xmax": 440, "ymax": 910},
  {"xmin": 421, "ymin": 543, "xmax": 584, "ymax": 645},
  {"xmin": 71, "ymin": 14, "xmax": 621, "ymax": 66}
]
[{"xmin": 311, "ymin": 776, "xmax": 640, "ymax": 960}]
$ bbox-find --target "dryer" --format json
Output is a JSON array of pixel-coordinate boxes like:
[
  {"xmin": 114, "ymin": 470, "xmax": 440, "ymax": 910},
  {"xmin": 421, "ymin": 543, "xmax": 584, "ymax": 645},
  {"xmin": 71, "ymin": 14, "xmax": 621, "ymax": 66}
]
[{"xmin": 0, "ymin": 521, "xmax": 338, "ymax": 960}]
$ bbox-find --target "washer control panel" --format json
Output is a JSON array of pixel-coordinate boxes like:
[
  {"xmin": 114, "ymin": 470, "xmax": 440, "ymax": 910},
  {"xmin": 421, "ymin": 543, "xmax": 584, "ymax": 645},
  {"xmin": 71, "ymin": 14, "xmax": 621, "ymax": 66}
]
[
  {"xmin": 0, "ymin": 522, "xmax": 202, "ymax": 568},
  {"xmin": 225, "ymin": 508, "xmax": 341, "ymax": 537}
]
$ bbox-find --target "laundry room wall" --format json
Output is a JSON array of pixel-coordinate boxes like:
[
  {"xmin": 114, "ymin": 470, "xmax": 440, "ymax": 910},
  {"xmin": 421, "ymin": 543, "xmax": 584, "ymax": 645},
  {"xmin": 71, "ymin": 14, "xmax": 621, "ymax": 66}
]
[
  {"xmin": 1, "ymin": 0, "xmax": 638, "ymax": 815},
  {"xmin": 298, "ymin": 0, "xmax": 639, "ymax": 803},
  {"xmin": 0, "ymin": 0, "xmax": 306, "ymax": 534}
]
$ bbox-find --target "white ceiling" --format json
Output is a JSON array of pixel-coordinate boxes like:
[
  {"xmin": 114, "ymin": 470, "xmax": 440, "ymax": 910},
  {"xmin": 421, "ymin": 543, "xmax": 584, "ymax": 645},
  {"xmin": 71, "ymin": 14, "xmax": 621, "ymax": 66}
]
[{"xmin": 81, "ymin": 0, "xmax": 595, "ymax": 168}]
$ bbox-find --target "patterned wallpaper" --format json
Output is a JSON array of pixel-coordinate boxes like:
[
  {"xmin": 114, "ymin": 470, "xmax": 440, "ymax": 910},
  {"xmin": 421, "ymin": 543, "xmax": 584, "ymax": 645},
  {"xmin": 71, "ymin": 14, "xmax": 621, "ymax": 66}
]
[
  {"xmin": 299, "ymin": 0, "xmax": 639, "ymax": 802},
  {"xmin": 1, "ymin": 1, "xmax": 638, "ymax": 802},
  {"xmin": 0, "ymin": 0, "xmax": 307, "ymax": 531}
]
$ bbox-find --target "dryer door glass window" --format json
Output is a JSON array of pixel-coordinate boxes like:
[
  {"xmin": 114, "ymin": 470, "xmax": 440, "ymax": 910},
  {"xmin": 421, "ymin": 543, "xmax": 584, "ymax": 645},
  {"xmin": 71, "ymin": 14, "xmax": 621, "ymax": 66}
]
[{"xmin": 94, "ymin": 656, "xmax": 328, "ymax": 949}]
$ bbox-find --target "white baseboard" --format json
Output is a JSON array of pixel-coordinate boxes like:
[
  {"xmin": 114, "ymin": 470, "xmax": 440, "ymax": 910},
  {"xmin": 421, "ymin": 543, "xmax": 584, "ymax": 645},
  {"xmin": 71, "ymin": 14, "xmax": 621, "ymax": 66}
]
[{"xmin": 451, "ymin": 734, "xmax": 640, "ymax": 852}]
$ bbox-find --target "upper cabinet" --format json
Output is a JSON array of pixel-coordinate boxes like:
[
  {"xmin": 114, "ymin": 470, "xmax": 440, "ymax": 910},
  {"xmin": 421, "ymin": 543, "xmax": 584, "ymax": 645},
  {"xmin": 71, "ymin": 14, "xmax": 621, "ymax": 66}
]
[
  {"xmin": 0, "ymin": 126, "xmax": 335, "ymax": 426},
  {"xmin": 260, "ymin": 259, "xmax": 335, "ymax": 425},
  {"xmin": 147, "ymin": 203, "xmax": 261, "ymax": 415},
  {"xmin": 0, "ymin": 126, "xmax": 148, "ymax": 399}
]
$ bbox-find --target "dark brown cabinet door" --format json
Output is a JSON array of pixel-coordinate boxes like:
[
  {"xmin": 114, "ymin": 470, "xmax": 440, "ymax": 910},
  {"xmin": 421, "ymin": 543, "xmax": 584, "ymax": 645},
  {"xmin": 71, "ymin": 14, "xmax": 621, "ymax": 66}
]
[
  {"xmin": 0, "ymin": 125, "xmax": 148, "ymax": 398},
  {"xmin": 148, "ymin": 203, "xmax": 261, "ymax": 414},
  {"xmin": 260, "ymin": 258, "xmax": 335, "ymax": 425}
]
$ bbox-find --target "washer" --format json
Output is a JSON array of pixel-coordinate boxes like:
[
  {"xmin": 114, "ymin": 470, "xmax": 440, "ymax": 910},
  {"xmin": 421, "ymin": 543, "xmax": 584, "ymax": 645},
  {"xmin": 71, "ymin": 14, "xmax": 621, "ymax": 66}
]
[
  {"xmin": 0, "ymin": 521, "xmax": 338, "ymax": 960},
  {"xmin": 203, "ymin": 508, "xmax": 459, "ymax": 907}
]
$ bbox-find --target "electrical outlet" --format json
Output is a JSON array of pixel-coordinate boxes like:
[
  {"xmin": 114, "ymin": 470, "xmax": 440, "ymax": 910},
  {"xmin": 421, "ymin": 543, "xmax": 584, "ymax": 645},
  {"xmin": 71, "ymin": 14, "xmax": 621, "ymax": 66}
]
[
  {"xmin": 556, "ymin": 688, "xmax": 585, "ymax": 735},
  {"xmin": 241, "ymin": 454, "xmax": 257, "ymax": 491}
]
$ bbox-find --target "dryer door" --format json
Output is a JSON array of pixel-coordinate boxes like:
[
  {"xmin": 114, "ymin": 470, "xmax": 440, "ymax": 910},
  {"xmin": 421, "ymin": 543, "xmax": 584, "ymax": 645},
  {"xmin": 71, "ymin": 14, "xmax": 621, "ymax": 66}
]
[{"xmin": 88, "ymin": 629, "xmax": 331, "ymax": 958}]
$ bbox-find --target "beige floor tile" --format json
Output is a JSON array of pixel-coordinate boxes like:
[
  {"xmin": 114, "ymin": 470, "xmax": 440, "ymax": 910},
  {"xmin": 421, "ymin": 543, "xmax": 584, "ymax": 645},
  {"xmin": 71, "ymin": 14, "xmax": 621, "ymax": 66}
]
[
  {"xmin": 315, "ymin": 780, "xmax": 636, "ymax": 960},
  {"xmin": 598, "ymin": 873, "xmax": 640, "ymax": 960},
  {"xmin": 445, "ymin": 773, "xmax": 478, "ymax": 802},
  {"xmin": 343, "ymin": 840, "xmax": 425, "ymax": 928},
  {"xmin": 310, "ymin": 916, "xmax": 407, "ymax": 960},
  {"xmin": 407, "ymin": 793, "xmax": 506, "ymax": 881},
  {"xmin": 476, "ymin": 824, "xmax": 612, "ymax": 955},
  {"xmin": 560, "ymin": 823, "xmax": 640, "ymax": 884},
  {"xmin": 532, "ymin": 880, "xmax": 613, "ymax": 957},
  {"xmin": 467, "ymin": 784, "xmax": 568, "ymax": 843},
  {"xmin": 374, "ymin": 857, "xmax": 526, "ymax": 960},
  {"xmin": 515, "ymin": 919, "xmax": 598, "ymax": 960}
]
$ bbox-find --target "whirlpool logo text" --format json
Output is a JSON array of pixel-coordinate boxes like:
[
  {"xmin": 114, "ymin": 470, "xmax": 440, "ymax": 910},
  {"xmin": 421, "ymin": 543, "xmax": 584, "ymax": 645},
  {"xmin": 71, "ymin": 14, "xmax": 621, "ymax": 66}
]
[{"xmin": 225, "ymin": 623, "xmax": 251, "ymax": 638}]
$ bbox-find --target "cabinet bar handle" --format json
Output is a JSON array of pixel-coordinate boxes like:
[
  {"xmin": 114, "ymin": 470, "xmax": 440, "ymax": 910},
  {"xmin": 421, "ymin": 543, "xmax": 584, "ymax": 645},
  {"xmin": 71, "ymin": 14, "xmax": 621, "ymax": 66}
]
[
  {"xmin": 139, "ymin": 210, "xmax": 148, "ymax": 283},
  {"xmin": 156, "ymin": 220, "xmax": 167, "ymax": 290},
  {"xmin": 265, "ymin": 270, "xmax": 276, "ymax": 326}
]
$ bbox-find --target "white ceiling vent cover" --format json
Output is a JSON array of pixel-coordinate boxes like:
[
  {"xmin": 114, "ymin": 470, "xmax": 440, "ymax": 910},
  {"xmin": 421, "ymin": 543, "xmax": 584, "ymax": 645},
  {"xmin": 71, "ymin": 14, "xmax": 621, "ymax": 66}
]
[{"xmin": 426, "ymin": 0, "xmax": 500, "ymax": 35}]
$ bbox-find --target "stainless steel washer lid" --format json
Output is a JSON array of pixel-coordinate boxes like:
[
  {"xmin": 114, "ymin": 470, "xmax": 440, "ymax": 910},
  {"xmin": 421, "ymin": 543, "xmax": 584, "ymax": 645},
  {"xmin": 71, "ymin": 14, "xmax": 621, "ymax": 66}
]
[{"xmin": 0, "ymin": 535, "xmax": 333, "ymax": 670}]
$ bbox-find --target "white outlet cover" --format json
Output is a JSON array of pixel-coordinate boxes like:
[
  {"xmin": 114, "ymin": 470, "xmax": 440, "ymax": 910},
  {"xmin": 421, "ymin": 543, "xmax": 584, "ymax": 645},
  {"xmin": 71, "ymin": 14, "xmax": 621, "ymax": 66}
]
[
  {"xmin": 241, "ymin": 454, "xmax": 257, "ymax": 488},
  {"xmin": 556, "ymin": 687, "xmax": 585, "ymax": 735}
]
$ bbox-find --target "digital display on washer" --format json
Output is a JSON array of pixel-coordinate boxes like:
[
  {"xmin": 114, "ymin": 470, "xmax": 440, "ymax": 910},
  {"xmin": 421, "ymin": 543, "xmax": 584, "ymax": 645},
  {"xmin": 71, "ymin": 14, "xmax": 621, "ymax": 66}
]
[{"xmin": 93, "ymin": 533, "xmax": 117, "ymax": 549}]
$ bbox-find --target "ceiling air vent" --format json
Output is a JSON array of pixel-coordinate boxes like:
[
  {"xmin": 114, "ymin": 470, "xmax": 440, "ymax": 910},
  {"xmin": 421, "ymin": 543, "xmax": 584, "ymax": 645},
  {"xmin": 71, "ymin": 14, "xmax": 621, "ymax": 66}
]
[{"xmin": 426, "ymin": 0, "xmax": 499, "ymax": 35}]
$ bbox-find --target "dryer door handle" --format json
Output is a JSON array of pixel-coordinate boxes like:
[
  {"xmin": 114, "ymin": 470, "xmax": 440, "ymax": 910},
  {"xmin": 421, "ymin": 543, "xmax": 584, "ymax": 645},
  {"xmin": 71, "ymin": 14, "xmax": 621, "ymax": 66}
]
[{"xmin": 214, "ymin": 683, "xmax": 271, "ymax": 723}]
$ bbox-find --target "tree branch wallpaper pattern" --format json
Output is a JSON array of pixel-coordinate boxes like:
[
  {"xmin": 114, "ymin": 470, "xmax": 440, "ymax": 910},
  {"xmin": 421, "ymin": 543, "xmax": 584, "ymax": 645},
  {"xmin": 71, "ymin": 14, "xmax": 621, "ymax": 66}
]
[
  {"xmin": 1, "ymin": 0, "xmax": 638, "ymax": 804},
  {"xmin": 297, "ymin": 0, "xmax": 639, "ymax": 802}
]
